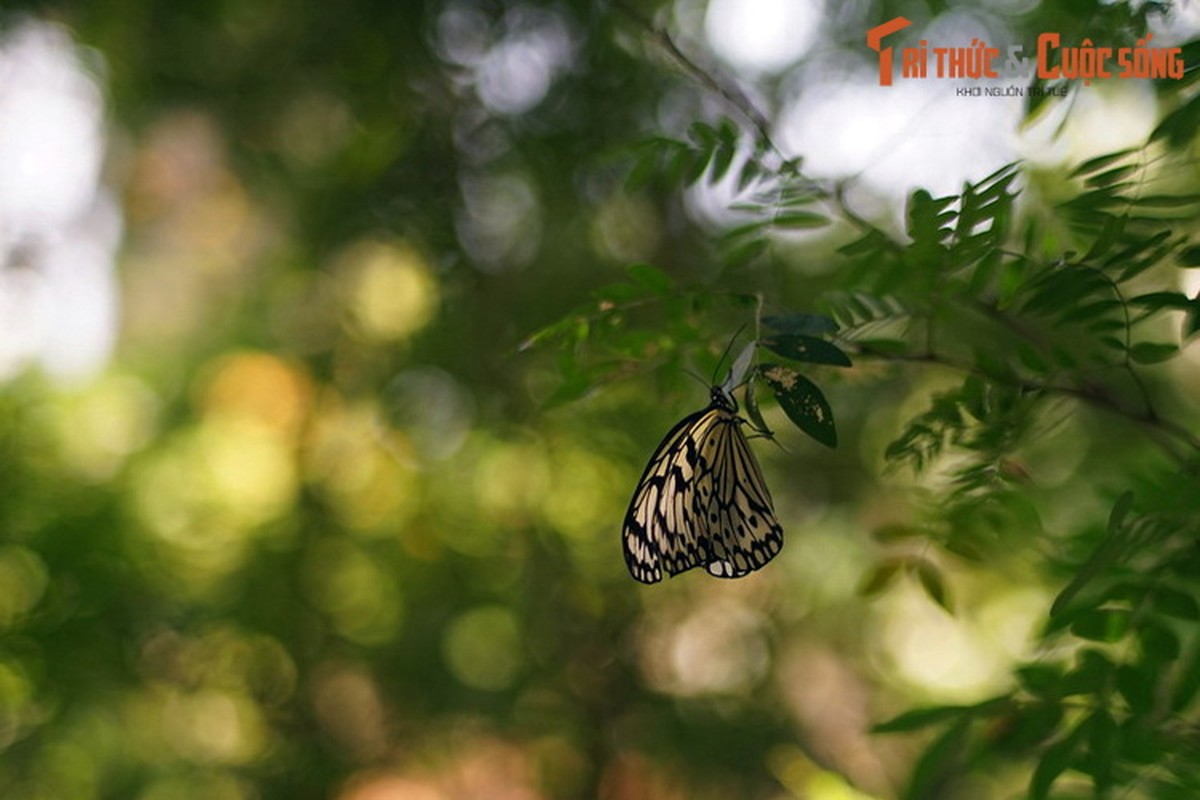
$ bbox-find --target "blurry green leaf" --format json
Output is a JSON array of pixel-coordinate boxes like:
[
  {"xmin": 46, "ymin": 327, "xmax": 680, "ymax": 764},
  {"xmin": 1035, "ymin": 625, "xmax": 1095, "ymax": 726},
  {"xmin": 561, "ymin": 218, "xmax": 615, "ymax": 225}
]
[
  {"xmin": 874, "ymin": 702, "xmax": 988, "ymax": 734},
  {"xmin": 1070, "ymin": 608, "xmax": 1132, "ymax": 642},
  {"xmin": 1017, "ymin": 664, "xmax": 1064, "ymax": 696},
  {"xmin": 761, "ymin": 313, "xmax": 838, "ymax": 336},
  {"xmin": 757, "ymin": 364, "xmax": 837, "ymax": 448},
  {"xmin": 915, "ymin": 559, "xmax": 951, "ymax": 612},
  {"xmin": 1059, "ymin": 649, "xmax": 1115, "ymax": 696},
  {"xmin": 1151, "ymin": 93, "xmax": 1200, "ymax": 148},
  {"xmin": 858, "ymin": 558, "xmax": 903, "ymax": 598},
  {"xmin": 1087, "ymin": 709, "xmax": 1117, "ymax": 794},
  {"xmin": 1068, "ymin": 149, "xmax": 1137, "ymax": 179},
  {"xmin": 760, "ymin": 334, "xmax": 852, "ymax": 367},
  {"xmin": 1178, "ymin": 245, "xmax": 1200, "ymax": 266},
  {"xmin": 997, "ymin": 702, "xmax": 1064, "ymax": 752},
  {"xmin": 1085, "ymin": 165, "xmax": 1137, "ymax": 188},
  {"xmin": 1141, "ymin": 621, "xmax": 1182, "ymax": 661},
  {"xmin": 1129, "ymin": 342, "xmax": 1178, "ymax": 364},
  {"xmin": 1153, "ymin": 587, "xmax": 1200, "ymax": 620},
  {"xmin": 1116, "ymin": 663, "xmax": 1155, "ymax": 714},
  {"xmin": 772, "ymin": 211, "xmax": 829, "ymax": 229},
  {"xmin": 1030, "ymin": 720, "xmax": 1086, "ymax": 800},
  {"xmin": 902, "ymin": 718, "xmax": 969, "ymax": 800},
  {"xmin": 626, "ymin": 263, "xmax": 673, "ymax": 295}
]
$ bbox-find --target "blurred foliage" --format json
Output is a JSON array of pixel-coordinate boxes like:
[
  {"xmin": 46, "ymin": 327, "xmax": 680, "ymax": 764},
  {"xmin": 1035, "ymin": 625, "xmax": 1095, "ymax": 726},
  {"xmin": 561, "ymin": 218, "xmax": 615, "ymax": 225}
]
[{"xmin": 2, "ymin": 1, "xmax": 1200, "ymax": 799}]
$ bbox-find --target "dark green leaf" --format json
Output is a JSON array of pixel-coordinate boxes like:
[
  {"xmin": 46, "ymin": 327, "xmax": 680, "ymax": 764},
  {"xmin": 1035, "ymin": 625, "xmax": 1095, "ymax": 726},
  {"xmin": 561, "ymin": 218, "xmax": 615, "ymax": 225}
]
[
  {"xmin": 1085, "ymin": 165, "xmax": 1137, "ymax": 187},
  {"xmin": 761, "ymin": 313, "xmax": 839, "ymax": 336},
  {"xmin": 858, "ymin": 558, "xmax": 904, "ymax": 599},
  {"xmin": 625, "ymin": 263, "xmax": 673, "ymax": 295},
  {"xmin": 1086, "ymin": 709, "xmax": 1116, "ymax": 794},
  {"xmin": 1068, "ymin": 149, "xmax": 1137, "ymax": 179},
  {"xmin": 1116, "ymin": 663, "xmax": 1155, "ymax": 714},
  {"xmin": 1129, "ymin": 342, "xmax": 1178, "ymax": 364},
  {"xmin": 1030, "ymin": 719, "xmax": 1086, "ymax": 800},
  {"xmin": 760, "ymin": 335, "xmax": 852, "ymax": 367},
  {"xmin": 1017, "ymin": 664, "xmax": 1064, "ymax": 696},
  {"xmin": 1070, "ymin": 608, "xmax": 1132, "ymax": 642},
  {"xmin": 915, "ymin": 559, "xmax": 951, "ymax": 612},
  {"xmin": 1141, "ymin": 621, "xmax": 1182, "ymax": 661},
  {"xmin": 1178, "ymin": 245, "xmax": 1200, "ymax": 266},
  {"xmin": 901, "ymin": 718, "xmax": 970, "ymax": 800},
  {"xmin": 773, "ymin": 211, "xmax": 828, "ymax": 229},
  {"xmin": 1154, "ymin": 587, "xmax": 1200, "ymax": 620},
  {"xmin": 757, "ymin": 364, "xmax": 837, "ymax": 448}
]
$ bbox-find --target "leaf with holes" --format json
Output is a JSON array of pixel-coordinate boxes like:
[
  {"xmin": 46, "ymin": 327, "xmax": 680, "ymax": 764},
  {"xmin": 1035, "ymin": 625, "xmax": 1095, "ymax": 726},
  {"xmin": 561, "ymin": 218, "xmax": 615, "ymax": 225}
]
[{"xmin": 757, "ymin": 364, "xmax": 837, "ymax": 448}]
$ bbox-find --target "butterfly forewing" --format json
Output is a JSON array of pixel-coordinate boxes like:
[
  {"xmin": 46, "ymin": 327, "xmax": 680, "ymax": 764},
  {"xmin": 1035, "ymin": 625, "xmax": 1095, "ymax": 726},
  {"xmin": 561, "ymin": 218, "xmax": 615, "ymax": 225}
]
[{"xmin": 623, "ymin": 387, "xmax": 784, "ymax": 583}]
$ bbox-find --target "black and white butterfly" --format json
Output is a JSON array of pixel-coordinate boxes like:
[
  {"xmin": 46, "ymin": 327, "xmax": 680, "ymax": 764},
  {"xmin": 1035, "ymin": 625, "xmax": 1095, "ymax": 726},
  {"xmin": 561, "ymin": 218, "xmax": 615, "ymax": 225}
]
[{"xmin": 622, "ymin": 380, "xmax": 783, "ymax": 583}]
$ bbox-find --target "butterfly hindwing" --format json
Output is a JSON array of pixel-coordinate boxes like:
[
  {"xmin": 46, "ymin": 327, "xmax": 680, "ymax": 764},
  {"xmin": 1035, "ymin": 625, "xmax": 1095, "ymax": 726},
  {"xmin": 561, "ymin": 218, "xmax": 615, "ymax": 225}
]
[{"xmin": 623, "ymin": 387, "xmax": 784, "ymax": 583}]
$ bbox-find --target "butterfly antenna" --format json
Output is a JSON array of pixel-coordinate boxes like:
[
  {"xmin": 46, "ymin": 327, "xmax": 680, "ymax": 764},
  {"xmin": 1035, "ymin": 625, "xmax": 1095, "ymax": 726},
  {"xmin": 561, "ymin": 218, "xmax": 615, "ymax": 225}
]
[{"xmin": 710, "ymin": 323, "xmax": 751, "ymax": 386}]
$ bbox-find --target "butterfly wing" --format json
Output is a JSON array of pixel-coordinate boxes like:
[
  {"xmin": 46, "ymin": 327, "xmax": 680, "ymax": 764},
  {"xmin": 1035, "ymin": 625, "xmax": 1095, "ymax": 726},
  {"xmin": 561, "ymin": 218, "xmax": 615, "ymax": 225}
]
[
  {"xmin": 694, "ymin": 413, "xmax": 784, "ymax": 578},
  {"xmin": 623, "ymin": 405, "xmax": 722, "ymax": 583},
  {"xmin": 623, "ymin": 399, "xmax": 783, "ymax": 583}
]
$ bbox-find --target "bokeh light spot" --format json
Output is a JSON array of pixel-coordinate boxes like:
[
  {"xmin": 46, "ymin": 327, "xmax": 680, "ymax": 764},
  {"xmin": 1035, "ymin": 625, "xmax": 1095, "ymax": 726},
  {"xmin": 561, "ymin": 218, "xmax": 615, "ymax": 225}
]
[{"xmin": 443, "ymin": 606, "xmax": 523, "ymax": 690}]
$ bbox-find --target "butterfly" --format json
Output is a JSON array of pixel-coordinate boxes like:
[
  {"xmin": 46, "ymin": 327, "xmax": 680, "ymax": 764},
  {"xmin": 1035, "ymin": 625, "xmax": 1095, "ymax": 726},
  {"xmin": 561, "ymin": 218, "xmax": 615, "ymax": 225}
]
[{"xmin": 622, "ymin": 383, "xmax": 783, "ymax": 583}]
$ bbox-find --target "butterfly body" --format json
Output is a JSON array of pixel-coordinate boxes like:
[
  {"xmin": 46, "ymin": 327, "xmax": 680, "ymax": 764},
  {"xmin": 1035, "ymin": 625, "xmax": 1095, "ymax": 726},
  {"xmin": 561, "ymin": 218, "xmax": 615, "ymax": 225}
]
[{"xmin": 623, "ymin": 386, "xmax": 784, "ymax": 583}]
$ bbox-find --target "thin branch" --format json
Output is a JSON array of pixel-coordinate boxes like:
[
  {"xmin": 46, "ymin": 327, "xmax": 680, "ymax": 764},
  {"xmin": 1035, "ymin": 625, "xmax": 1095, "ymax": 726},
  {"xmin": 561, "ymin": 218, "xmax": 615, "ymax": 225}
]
[
  {"xmin": 610, "ymin": 0, "xmax": 781, "ymax": 160},
  {"xmin": 853, "ymin": 345, "xmax": 1200, "ymax": 461}
]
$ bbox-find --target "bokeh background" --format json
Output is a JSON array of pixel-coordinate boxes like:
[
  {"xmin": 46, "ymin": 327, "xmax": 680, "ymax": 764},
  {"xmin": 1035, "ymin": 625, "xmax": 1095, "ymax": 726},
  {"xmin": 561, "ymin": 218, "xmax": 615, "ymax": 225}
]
[{"xmin": 2, "ymin": 1, "xmax": 1198, "ymax": 798}]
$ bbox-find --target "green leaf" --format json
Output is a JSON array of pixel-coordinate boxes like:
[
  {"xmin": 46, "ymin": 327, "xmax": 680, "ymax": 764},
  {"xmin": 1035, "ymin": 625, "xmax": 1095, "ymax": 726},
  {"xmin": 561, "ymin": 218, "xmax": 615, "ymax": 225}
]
[
  {"xmin": 1086, "ymin": 709, "xmax": 1117, "ymax": 795},
  {"xmin": 1116, "ymin": 663, "xmax": 1155, "ymax": 714},
  {"xmin": 1129, "ymin": 342, "xmax": 1178, "ymax": 364},
  {"xmin": 1070, "ymin": 608, "xmax": 1132, "ymax": 642},
  {"xmin": 1068, "ymin": 149, "xmax": 1137, "ymax": 179},
  {"xmin": 1153, "ymin": 587, "xmax": 1200, "ymax": 620},
  {"xmin": 901, "ymin": 718, "xmax": 969, "ymax": 800},
  {"xmin": 757, "ymin": 364, "xmax": 837, "ymax": 448},
  {"xmin": 741, "ymin": 374, "xmax": 772, "ymax": 438},
  {"xmin": 1030, "ymin": 719, "xmax": 1087, "ymax": 800},
  {"xmin": 876, "ymin": 697, "xmax": 1005, "ymax": 734},
  {"xmin": 1140, "ymin": 621, "xmax": 1182, "ymax": 661},
  {"xmin": 858, "ymin": 558, "xmax": 903, "ymax": 598},
  {"xmin": 1059, "ymin": 649, "xmax": 1114, "ymax": 696},
  {"xmin": 1178, "ymin": 244, "xmax": 1200, "ymax": 266},
  {"xmin": 772, "ymin": 211, "xmax": 829, "ymax": 229},
  {"xmin": 761, "ymin": 313, "xmax": 839, "ymax": 336},
  {"xmin": 1017, "ymin": 664, "xmax": 1065, "ymax": 696},
  {"xmin": 760, "ymin": 334, "xmax": 852, "ymax": 367},
  {"xmin": 1085, "ymin": 165, "xmax": 1137, "ymax": 187},
  {"xmin": 915, "ymin": 559, "xmax": 952, "ymax": 612},
  {"xmin": 625, "ymin": 263, "xmax": 673, "ymax": 295}
]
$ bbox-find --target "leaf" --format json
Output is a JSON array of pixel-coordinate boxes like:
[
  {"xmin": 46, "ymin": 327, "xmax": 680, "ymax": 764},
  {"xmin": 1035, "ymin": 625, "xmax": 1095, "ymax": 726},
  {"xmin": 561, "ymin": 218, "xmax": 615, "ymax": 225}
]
[
  {"xmin": 625, "ymin": 263, "xmax": 673, "ymax": 295},
  {"xmin": 1030, "ymin": 719, "xmax": 1087, "ymax": 800},
  {"xmin": 1068, "ymin": 149, "xmax": 1137, "ymax": 179},
  {"xmin": 760, "ymin": 334, "xmax": 852, "ymax": 367},
  {"xmin": 1017, "ymin": 664, "xmax": 1064, "ymax": 696},
  {"xmin": 1140, "ymin": 621, "xmax": 1182, "ymax": 661},
  {"xmin": 1085, "ymin": 165, "xmax": 1137, "ymax": 188},
  {"xmin": 915, "ymin": 559, "xmax": 952, "ymax": 612},
  {"xmin": 1153, "ymin": 587, "xmax": 1200, "ymax": 620},
  {"xmin": 757, "ymin": 364, "xmax": 837, "ymax": 448},
  {"xmin": 873, "ymin": 703, "xmax": 974, "ymax": 734},
  {"xmin": 772, "ymin": 211, "xmax": 829, "ymax": 229},
  {"xmin": 1117, "ymin": 662, "xmax": 1157, "ymax": 715},
  {"xmin": 858, "ymin": 559, "xmax": 903, "ymax": 598},
  {"xmin": 761, "ymin": 313, "xmax": 839, "ymax": 336},
  {"xmin": 1129, "ymin": 342, "xmax": 1178, "ymax": 364},
  {"xmin": 1086, "ymin": 709, "xmax": 1117, "ymax": 795},
  {"xmin": 902, "ymin": 718, "xmax": 970, "ymax": 800},
  {"xmin": 1178, "ymin": 244, "xmax": 1200, "ymax": 266},
  {"xmin": 1070, "ymin": 608, "xmax": 1132, "ymax": 642}
]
